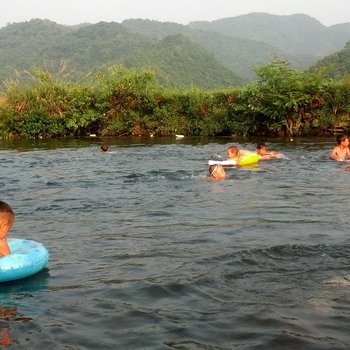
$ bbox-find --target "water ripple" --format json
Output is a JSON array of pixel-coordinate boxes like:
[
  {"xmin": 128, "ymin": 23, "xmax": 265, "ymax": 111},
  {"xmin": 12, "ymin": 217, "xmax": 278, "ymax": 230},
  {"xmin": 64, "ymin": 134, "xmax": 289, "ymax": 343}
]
[{"xmin": 1, "ymin": 138, "xmax": 350, "ymax": 349}]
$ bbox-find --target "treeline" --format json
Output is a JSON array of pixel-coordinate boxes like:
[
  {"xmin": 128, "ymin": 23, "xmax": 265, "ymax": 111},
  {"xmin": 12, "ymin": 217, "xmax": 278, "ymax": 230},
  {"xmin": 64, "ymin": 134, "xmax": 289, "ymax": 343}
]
[{"xmin": 0, "ymin": 61, "xmax": 349, "ymax": 139}]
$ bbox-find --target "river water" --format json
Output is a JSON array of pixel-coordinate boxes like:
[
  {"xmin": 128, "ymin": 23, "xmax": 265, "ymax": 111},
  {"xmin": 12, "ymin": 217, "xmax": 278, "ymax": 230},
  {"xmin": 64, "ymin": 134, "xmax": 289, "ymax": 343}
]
[{"xmin": 1, "ymin": 137, "xmax": 350, "ymax": 349}]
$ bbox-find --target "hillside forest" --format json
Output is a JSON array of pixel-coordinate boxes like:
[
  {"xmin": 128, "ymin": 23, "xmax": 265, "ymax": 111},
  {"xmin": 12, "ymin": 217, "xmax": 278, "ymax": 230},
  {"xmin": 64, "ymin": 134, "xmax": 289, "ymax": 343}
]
[{"xmin": 0, "ymin": 14, "xmax": 349, "ymax": 139}]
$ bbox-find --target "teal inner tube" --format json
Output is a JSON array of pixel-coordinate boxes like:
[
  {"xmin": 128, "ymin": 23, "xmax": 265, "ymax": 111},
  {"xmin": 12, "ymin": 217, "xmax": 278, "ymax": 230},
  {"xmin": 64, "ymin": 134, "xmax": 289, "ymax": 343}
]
[{"xmin": 0, "ymin": 238, "xmax": 49, "ymax": 283}]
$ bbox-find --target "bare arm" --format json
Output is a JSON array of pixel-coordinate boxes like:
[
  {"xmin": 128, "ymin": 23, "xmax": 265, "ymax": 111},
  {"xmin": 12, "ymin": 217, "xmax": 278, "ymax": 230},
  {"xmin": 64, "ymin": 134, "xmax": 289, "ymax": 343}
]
[
  {"xmin": 346, "ymin": 147, "xmax": 350, "ymax": 159},
  {"xmin": 0, "ymin": 239, "xmax": 10, "ymax": 257},
  {"xmin": 330, "ymin": 146, "xmax": 340, "ymax": 160}
]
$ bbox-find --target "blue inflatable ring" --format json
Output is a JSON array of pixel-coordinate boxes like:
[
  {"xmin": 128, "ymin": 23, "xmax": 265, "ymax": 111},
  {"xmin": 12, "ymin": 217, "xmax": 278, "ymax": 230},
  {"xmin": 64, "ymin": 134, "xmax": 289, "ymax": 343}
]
[{"xmin": 0, "ymin": 238, "xmax": 49, "ymax": 283}]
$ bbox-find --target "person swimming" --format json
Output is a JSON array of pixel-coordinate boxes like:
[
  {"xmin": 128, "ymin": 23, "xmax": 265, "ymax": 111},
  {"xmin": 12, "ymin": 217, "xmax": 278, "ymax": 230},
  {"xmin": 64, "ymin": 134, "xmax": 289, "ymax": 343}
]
[
  {"xmin": 100, "ymin": 145, "xmax": 108, "ymax": 152},
  {"xmin": 227, "ymin": 146, "xmax": 239, "ymax": 160},
  {"xmin": 209, "ymin": 164, "xmax": 226, "ymax": 180},
  {"xmin": 329, "ymin": 134, "xmax": 350, "ymax": 161},
  {"xmin": 256, "ymin": 142, "xmax": 279, "ymax": 160}
]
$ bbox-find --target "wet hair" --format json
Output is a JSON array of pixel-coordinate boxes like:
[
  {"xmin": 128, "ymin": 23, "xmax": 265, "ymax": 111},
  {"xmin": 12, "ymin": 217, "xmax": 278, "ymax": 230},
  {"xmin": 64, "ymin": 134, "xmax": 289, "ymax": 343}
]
[
  {"xmin": 257, "ymin": 143, "xmax": 266, "ymax": 150},
  {"xmin": 336, "ymin": 134, "xmax": 348, "ymax": 145},
  {"xmin": 0, "ymin": 201, "xmax": 14, "ymax": 221},
  {"xmin": 227, "ymin": 146, "xmax": 238, "ymax": 152},
  {"xmin": 0, "ymin": 201, "xmax": 13, "ymax": 215},
  {"xmin": 227, "ymin": 146, "xmax": 239, "ymax": 157},
  {"xmin": 100, "ymin": 145, "xmax": 108, "ymax": 152},
  {"xmin": 209, "ymin": 164, "xmax": 218, "ymax": 175}
]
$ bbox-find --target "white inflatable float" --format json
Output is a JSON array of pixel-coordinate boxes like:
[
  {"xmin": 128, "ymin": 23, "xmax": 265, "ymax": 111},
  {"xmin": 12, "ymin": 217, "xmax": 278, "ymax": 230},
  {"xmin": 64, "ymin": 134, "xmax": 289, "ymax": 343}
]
[{"xmin": 208, "ymin": 153, "xmax": 260, "ymax": 166}]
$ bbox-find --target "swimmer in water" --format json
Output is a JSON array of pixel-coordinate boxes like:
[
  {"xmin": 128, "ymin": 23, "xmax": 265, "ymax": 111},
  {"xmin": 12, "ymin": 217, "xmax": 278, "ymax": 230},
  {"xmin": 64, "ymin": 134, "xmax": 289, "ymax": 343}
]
[
  {"xmin": 256, "ymin": 143, "xmax": 279, "ymax": 160},
  {"xmin": 100, "ymin": 145, "xmax": 108, "ymax": 152},
  {"xmin": 227, "ymin": 146, "xmax": 241, "ymax": 161},
  {"xmin": 329, "ymin": 134, "xmax": 350, "ymax": 161},
  {"xmin": 227, "ymin": 145, "xmax": 254, "ymax": 161},
  {"xmin": 209, "ymin": 164, "xmax": 226, "ymax": 180}
]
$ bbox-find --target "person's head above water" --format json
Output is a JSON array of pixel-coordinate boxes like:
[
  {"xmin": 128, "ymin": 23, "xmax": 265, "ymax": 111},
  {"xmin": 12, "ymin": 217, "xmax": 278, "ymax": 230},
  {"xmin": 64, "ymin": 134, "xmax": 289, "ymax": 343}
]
[
  {"xmin": 227, "ymin": 146, "xmax": 240, "ymax": 160},
  {"xmin": 256, "ymin": 143, "xmax": 267, "ymax": 156},
  {"xmin": 336, "ymin": 134, "xmax": 349, "ymax": 146},
  {"xmin": 209, "ymin": 164, "xmax": 226, "ymax": 180},
  {"xmin": 100, "ymin": 145, "xmax": 108, "ymax": 152},
  {"xmin": 0, "ymin": 201, "xmax": 14, "ymax": 239}
]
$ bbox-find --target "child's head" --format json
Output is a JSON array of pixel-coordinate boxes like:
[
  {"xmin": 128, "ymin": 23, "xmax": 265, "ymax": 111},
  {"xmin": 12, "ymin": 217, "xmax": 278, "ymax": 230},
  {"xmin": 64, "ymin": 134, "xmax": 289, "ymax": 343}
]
[
  {"xmin": 227, "ymin": 146, "xmax": 239, "ymax": 159},
  {"xmin": 257, "ymin": 143, "xmax": 267, "ymax": 156},
  {"xmin": 100, "ymin": 145, "xmax": 108, "ymax": 152},
  {"xmin": 336, "ymin": 134, "xmax": 349, "ymax": 146},
  {"xmin": 209, "ymin": 164, "xmax": 226, "ymax": 180},
  {"xmin": 0, "ymin": 201, "xmax": 14, "ymax": 239}
]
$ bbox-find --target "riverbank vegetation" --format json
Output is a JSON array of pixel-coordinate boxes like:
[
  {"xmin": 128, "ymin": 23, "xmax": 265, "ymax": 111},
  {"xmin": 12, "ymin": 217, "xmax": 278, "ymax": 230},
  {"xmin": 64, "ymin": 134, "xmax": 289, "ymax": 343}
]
[{"xmin": 0, "ymin": 60, "xmax": 349, "ymax": 139}]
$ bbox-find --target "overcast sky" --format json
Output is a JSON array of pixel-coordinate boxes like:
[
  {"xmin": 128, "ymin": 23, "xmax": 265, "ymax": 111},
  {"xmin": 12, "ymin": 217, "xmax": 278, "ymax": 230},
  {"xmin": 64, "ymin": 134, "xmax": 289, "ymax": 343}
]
[{"xmin": 2, "ymin": 0, "xmax": 349, "ymax": 28}]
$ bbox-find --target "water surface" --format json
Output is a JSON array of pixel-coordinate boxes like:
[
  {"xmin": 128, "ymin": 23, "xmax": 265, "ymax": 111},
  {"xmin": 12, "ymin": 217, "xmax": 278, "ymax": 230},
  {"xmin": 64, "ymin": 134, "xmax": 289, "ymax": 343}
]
[{"xmin": 1, "ymin": 137, "xmax": 350, "ymax": 349}]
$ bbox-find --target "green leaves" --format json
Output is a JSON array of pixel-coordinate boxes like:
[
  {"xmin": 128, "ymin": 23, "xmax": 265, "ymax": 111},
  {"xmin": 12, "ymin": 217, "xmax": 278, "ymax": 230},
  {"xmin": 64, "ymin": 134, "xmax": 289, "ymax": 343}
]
[
  {"xmin": 243, "ymin": 60, "xmax": 335, "ymax": 136},
  {"xmin": 0, "ymin": 62, "xmax": 349, "ymax": 139}
]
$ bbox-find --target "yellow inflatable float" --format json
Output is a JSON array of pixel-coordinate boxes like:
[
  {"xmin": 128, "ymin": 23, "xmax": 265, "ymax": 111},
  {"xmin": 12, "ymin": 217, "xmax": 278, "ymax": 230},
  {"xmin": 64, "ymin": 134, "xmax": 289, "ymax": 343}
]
[{"xmin": 208, "ymin": 153, "xmax": 260, "ymax": 166}]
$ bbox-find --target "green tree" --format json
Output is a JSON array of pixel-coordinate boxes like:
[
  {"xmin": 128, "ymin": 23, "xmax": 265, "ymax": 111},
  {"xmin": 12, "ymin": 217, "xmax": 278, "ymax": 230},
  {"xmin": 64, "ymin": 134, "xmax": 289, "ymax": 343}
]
[{"xmin": 246, "ymin": 60, "xmax": 331, "ymax": 136}]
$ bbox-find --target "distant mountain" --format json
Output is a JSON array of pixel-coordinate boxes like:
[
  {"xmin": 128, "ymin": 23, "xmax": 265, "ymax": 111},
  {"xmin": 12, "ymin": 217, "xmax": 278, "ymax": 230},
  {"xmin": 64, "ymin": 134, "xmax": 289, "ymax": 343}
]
[
  {"xmin": 189, "ymin": 13, "xmax": 350, "ymax": 57},
  {"xmin": 121, "ymin": 19, "xmax": 186, "ymax": 40},
  {"xmin": 1, "ymin": 13, "xmax": 350, "ymax": 87},
  {"xmin": 310, "ymin": 41, "xmax": 350, "ymax": 79},
  {"xmin": 328, "ymin": 23, "xmax": 350, "ymax": 41},
  {"xmin": 122, "ymin": 14, "xmax": 350, "ymax": 79},
  {"xmin": 116, "ymin": 33, "xmax": 247, "ymax": 89},
  {"xmin": 123, "ymin": 18, "xmax": 315, "ymax": 80},
  {"xmin": 0, "ymin": 19, "xmax": 72, "ymax": 73},
  {"xmin": 0, "ymin": 19, "xmax": 245, "ymax": 88}
]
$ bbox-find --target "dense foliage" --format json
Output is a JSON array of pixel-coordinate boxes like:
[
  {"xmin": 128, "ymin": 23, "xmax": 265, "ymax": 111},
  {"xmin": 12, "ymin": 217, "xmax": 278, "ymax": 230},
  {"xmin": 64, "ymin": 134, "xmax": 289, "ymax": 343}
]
[{"xmin": 0, "ymin": 61, "xmax": 349, "ymax": 139}]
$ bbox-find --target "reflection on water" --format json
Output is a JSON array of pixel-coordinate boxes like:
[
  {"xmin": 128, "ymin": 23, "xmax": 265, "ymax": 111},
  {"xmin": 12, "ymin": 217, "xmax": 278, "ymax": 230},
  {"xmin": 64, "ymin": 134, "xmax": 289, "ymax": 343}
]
[
  {"xmin": 1, "ymin": 136, "xmax": 350, "ymax": 349},
  {"xmin": 0, "ymin": 269, "xmax": 49, "ymax": 347}
]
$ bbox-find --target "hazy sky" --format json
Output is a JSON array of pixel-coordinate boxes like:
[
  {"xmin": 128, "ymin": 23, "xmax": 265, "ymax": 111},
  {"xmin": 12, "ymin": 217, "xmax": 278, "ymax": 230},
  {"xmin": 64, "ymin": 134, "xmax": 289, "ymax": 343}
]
[{"xmin": 2, "ymin": 0, "xmax": 349, "ymax": 28}]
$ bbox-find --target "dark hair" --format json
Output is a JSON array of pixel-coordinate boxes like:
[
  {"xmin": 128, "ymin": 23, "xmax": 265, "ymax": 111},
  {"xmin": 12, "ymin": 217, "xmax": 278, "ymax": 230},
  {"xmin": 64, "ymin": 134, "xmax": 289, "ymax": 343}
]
[
  {"xmin": 0, "ymin": 201, "xmax": 14, "ymax": 215},
  {"xmin": 257, "ymin": 143, "xmax": 266, "ymax": 150},
  {"xmin": 100, "ymin": 145, "xmax": 108, "ymax": 152},
  {"xmin": 336, "ymin": 134, "xmax": 348, "ymax": 145},
  {"xmin": 227, "ymin": 146, "xmax": 239, "ymax": 158},
  {"xmin": 227, "ymin": 146, "xmax": 239, "ymax": 152},
  {"xmin": 209, "ymin": 164, "xmax": 217, "ymax": 175}
]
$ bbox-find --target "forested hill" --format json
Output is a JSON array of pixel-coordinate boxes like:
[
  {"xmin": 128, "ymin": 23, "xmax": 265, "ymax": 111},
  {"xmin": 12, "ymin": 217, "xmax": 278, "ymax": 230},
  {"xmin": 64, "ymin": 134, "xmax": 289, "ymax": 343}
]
[
  {"xmin": 1, "ymin": 13, "xmax": 350, "ymax": 88},
  {"xmin": 0, "ymin": 19, "xmax": 245, "ymax": 89},
  {"xmin": 122, "ymin": 14, "xmax": 350, "ymax": 79},
  {"xmin": 310, "ymin": 41, "xmax": 350, "ymax": 79},
  {"xmin": 189, "ymin": 13, "xmax": 350, "ymax": 57},
  {"xmin": 122, "ymin": 18, "xmax": 296, "ymax": 80}
]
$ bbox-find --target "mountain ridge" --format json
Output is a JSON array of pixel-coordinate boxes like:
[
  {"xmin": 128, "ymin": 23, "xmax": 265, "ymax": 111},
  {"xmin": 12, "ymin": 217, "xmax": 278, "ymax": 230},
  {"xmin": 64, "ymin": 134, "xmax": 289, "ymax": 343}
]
[{"xmin": 0, "ymin": 13, "xmax": 349, "ymax": 88}]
